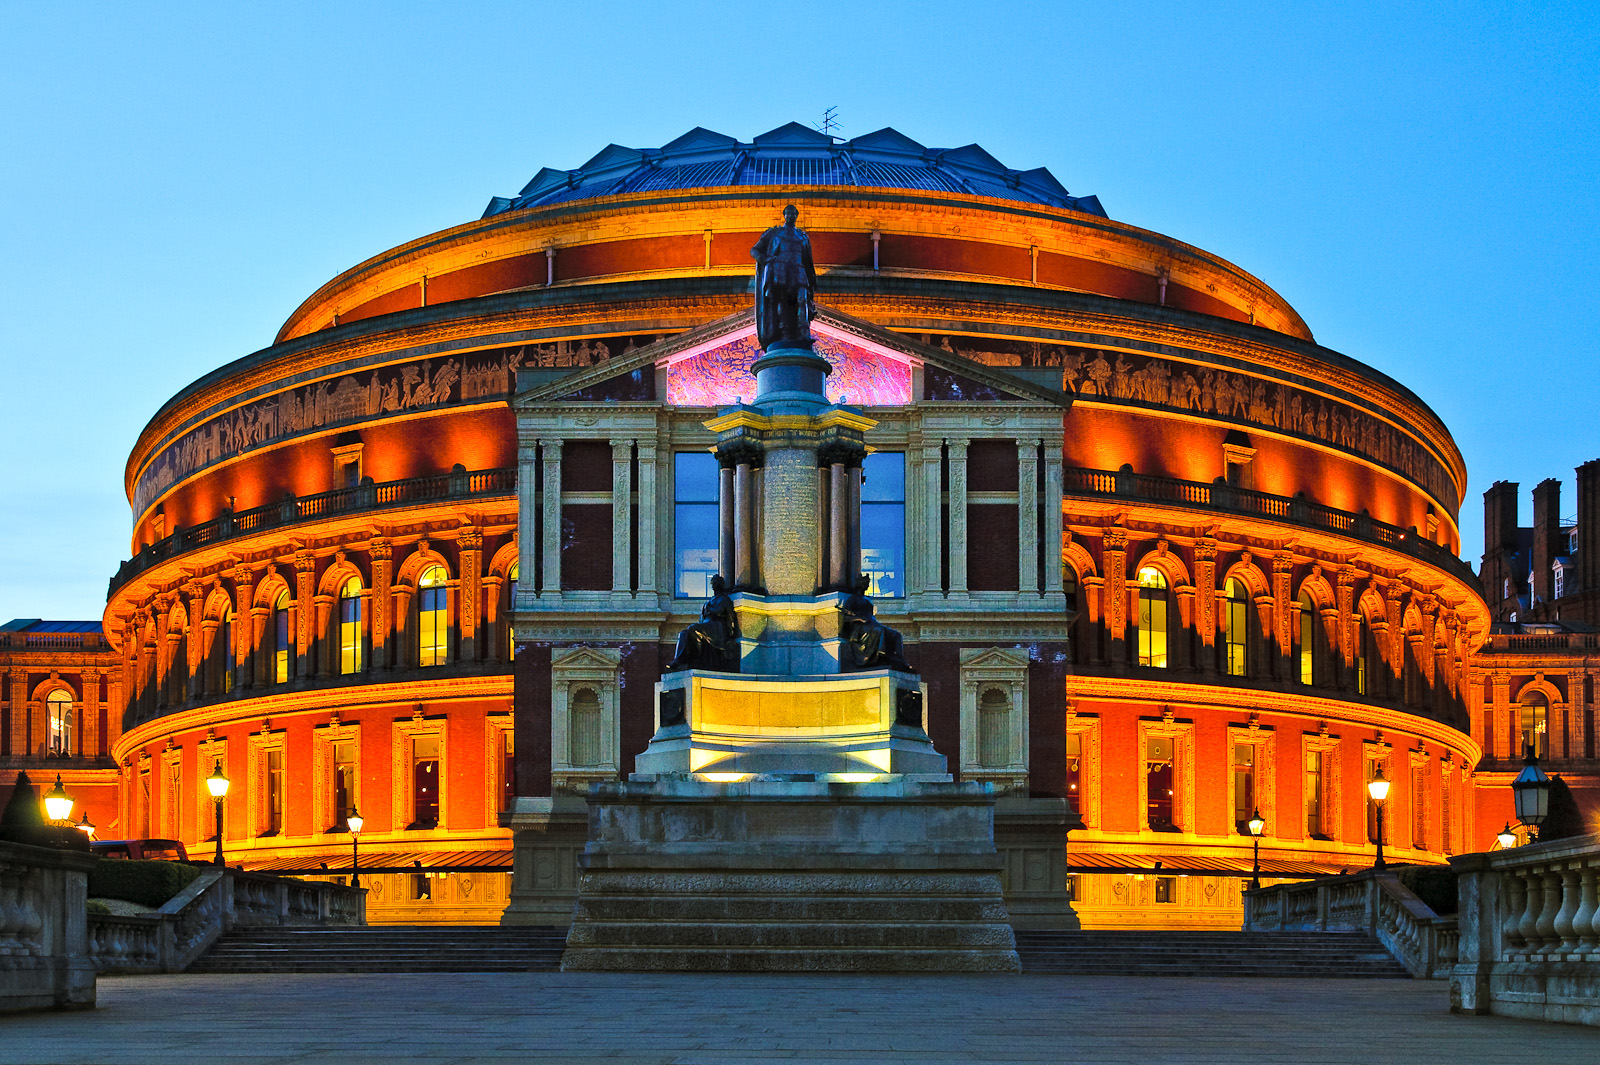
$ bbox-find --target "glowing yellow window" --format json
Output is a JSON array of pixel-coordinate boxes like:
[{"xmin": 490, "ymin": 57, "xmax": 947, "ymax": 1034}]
[
  {"xmin": 1137, "ymin": 567, "xmax": 1168, "ymax": 668},
  {"xmin": 339, "ymin": 577, "xmax": 363, "ymax": 675},
  {"xmin": 418, "ymin": 565, "xmax": 448, "ymax": 667}
]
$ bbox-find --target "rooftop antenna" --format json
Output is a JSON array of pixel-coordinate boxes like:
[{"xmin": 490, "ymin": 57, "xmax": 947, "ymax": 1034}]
[{"xmin": 816, "ymin": 106, "xmax": 840, "ymax": 140}]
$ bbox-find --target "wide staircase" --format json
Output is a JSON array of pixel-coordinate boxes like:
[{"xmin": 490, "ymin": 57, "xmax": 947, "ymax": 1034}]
[
  {"xmin": 1013, "ymin": 929, "xmax": 1411, "ymax": 978},
  {"xmin": 188, "ymin": 926, "xmax": 566, "ymax": 973}
]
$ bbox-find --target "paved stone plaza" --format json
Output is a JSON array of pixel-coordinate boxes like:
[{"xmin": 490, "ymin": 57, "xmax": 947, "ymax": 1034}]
[{"xmin": 3, "ymin": 973, "xmax": 1597, "ymax": 1063}]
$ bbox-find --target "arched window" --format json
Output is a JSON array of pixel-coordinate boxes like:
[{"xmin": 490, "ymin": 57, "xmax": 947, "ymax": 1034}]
[
  {"xmin": 1136, "ymin": 568, "xmax": 1169, "ymax": 668},
  {"xmin": 1062, "ymin": 564, "xmax": 1078, "ymax": 612},
  {"xmin": 1519, "ymin": 691, "xmax": 1549, "ymax": 759},
  {"xmin": 339, "ymin": 577, "xmax": 363, "ymax": 675},
  {"xmin": 507, "ymin": 562, "xmax": 518, "ymax": 661},
  {"xmin": 418, "ymin": 565, "xmax": 448, "ymax": 667},
  {"xmin": 1298, "ymin": 590, "xmax": 1315, "ymax": 686},
  {"xmin": 977, "ymin": 688, "xmax": 1010, "ymax": 767},
  {"xmin": 1222, "ymin": 578, "xmax": 1248, "ymax": 677},
  {"xmin": 46, "ymin": 689, "xmax": 72, "ymax": 756},
  {"xmin": 273, "ymin": 590, "xmax": 292, "ymax": 684},
  {"xmin": 570, "ymin": 688, "xmax": 602, "ymax": 766}
]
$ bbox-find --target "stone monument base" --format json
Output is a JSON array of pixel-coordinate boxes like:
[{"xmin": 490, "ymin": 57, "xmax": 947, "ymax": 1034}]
[{"xmin": 561, "ymin": 776, "xmax": 1021, "ymax": 972}]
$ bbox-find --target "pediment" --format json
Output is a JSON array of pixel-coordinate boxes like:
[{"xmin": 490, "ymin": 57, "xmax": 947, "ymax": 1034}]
[
  {"xmin": 958, "ymin": 646, "xmax": 1031, "ymax": 670},
  {"xmin": 551, "ymin": 645, "xmax": 623, "ymax": 671},
  {"xmin": 514, "ymin": 306, "xmax": 1073, "ymax": 409}
]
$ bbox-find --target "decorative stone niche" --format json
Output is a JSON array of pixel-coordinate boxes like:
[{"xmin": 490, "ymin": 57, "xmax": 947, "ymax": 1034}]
[
  {"xmin": 551, "ymin": 646, "xmax": 623, "ymax": 793},
  {"xmin": 959, "ymin": 646, "xmax": 1030, "ymax": 792}
]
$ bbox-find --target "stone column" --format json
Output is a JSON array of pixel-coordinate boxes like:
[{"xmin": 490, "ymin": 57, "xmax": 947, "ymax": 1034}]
[
  {"xmin": 922, "ymin": 443, "xmax": 944, "ymax": 594},
  {"xmin": 611, "ymin": 439, "xmax": 633, "ymax": 594},
  {"xmin": 232, "ymin": 565, "xmax": 255, "ymax": 691},
  {"xmin": 295, "ymin": 551, "xmax": 316, "ymax": 679},
  {"xmin": 760, "ymin": 447, "xmax": 822, "ymax": 595},
  {"xmin": 369, "ymin": 541, "xmax": 392, "ymax": 671},
  {"xmin": 82, "ymin": 670, "xmax": 99, "ymax": 761},
  {"xmin": 1043, "ymin": 446, "xmax": 1064, "ymax": 594},
  {"xmin": 8, "ymin": 670, "xmax": 26, "ymax": 758},
  {"xmin": 947, "ymin": 439, "xmax": 968, "ymax": 594},
  {"xmin": 636, "ymin": 441, "xmax": 658, "ymax": 594},
  {"xmin": 734, "ymin": 460, "xmax": 755, "ymax": 588},
  {"xmin": 1272, "ymin": 553, "xmax": 1294, "ymax": 679},
  {"xmin": 517, "ymin": 445, "xmax": 539, "ymax": 595},
  {"xmin": 154, "ymin": 602, "xmax": 171, "ymax": 711},
  {"xmin": 104, "ymin": 673, "xmax": 123, "ymax": 753},
  {"xmin": 459, "ymin": 527, "xmax": 483, "ymax": 663},
  {"xmin": 1018, "ymin": 440, "xmax": 1040, "ymax": 594},
  {"xmin": 314, "ymin": 593, "xmax": 335, "ymax": 675},
  {"xmin": 1336, "ymin": 569, "xmax": 1358, "ymax": 690},
  {"xmin": 540, "ymin": 440, "xmax": 562, "ymax": 595},
  {"xmin": 1194, "ymin": 539, "xmax": 1218, "ymax": 674},
  {"xmin": 1385, "ymin": 584, "xmax": 1406, "ymax": 697},
  {"xmin": 718, "ymin": 460, "xmax": 736, "ymax": 585},
  {"xmin": 1103, "ymin": 527, "xmax": 1128, "ymax": 661},
  {"xmin": 828, "ymin": 461, "xmax": 849, "ymax": 589},
  {"xmin": 848, "ymin": 462, "xmax": 862, "ymax": 587},
  {"xmin": 184, "ymin": 582, "xmax": 204, "ymax": 702}
]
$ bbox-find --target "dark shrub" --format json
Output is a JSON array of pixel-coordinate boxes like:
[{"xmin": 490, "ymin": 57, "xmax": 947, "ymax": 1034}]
[
  {"xmin": 85, "ymin": 899, "xmax": 111, "ymax": 916},
  {"xmin": 87, "ymin": 860, "xmax": 202, "ymax": 908},
  {"xmin": 1396, "ymin": 865, "xmax": 1457, "ymax": 915}
]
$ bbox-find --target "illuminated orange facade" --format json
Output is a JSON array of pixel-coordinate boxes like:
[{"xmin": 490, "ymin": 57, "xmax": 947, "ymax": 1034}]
[{"xmin": 92, "ymin": 124, "xmax": 1499, "ymax": 927}]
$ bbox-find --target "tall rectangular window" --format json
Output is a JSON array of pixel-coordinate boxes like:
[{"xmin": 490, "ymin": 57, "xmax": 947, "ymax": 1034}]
[
  {"xmin": 1305, "ymin": 750, "xmax": 1325, "ymax": 839},
  {"xmin": 1412, "ymin": 763, "xmax": 1427, "ymax": 850},
  {"xmin": 1233, "ymin": 743, "xmax": 1255, "ymax": 833},
  {"xmin": 339, "ymin": 579, "xmax": 363, "ymax": 675},
  {"xmin": 860, "ymin": 452, "xmax": 905, "ymax": 598},
  {"xmin": 1146, "ymin": 735, "xmax": 1175, "ymax": 830},
  {"xmin": 1223, "ymin": 580, "xmax": 1248, "ymax": 677},
  {"xmin": 501, "ymin": 731, "xmax": 516, "ymax": 813},
  {"xmin": 274, "ymin": 592, "xmax": 291, "ymax": 684},
  {"xmin": 1356, "ymin": 622, "xmax": 1370, "ymax": 695},
  {"xmin": 1298, "ymin": 595, "xmax": 1314, "ymax": 685},
  {"xmin": 220, "ymin": 611, "xmax": 233, "ymax": 694},
  {"xmin": 1365, "ymin": 759, "xmax": 1383, "ymax": 844},
  {"xmin": 1137, "ymin": 569, "xmax": 1169, "ymax": 668},
  {"xmin": 412, "ymin": 736, "xmax": 440, "ymax": 829},
  {"xmin": 1064, "ymin": 732, "xmax": 1082, "ymax": 814},
  {"xmin": 418, "ymin": 566, "xmax": 448, "ymax": 667},
  {"xmin": 332, "ymin": 740, "xmax": 356, "ymax": 831},
  {"xmin": 163, "ymin": 761, "xmax": 181, "ymax": 838},
  {"xmin": 265, "ymin": 748, "xmax": 284, "ymax": 836},
  {"xmin": 674, "ymin": 453, "xmax": 720, "ymax": 598}
]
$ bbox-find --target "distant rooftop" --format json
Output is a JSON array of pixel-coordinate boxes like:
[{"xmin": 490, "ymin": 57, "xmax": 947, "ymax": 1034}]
[
  {"xmin": 484, "ymin": 123, "xmax": 1107, "ymax": 218},
  {"xmin": 1, "ymin": 619, "xmax": 103, "ymax": 634}
]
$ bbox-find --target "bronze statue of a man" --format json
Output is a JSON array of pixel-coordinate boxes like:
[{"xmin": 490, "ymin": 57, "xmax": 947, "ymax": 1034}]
[
  {"xmin": 750, "ymin": 204, "xmax": 817, "ymax": 349},
  {"xmin": 840, "ymin": 575, "xmax": 914, "ymax": 673}
]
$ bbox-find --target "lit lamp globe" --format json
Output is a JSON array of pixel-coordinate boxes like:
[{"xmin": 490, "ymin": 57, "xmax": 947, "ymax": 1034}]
[
  {"xmin": 347, "ymin": 811, "xmax": 364, "ymax": 835},
  {"xmin": 1247, "ymin": 809, "xmax": 1266, "ymax": 837},
  {"xmin": 43, "ymin": 774, "xmax": 73, "ymax": 823},
  {"xmin": 1366, "ymin": 769, "xmax": 1391, "ymax": 805},
  {"xmin": 76, "ymin": 811, "xmax": 95, "ymax": 839},
  {"xmin": 1511, "ymin": 745, "xmax": 1551, "ymax": 840},
  {"xmin": 1496, "ymin": 823, "xmax": 1517, "ymax": 850},
  {"xmin": 206, "ymin": 762, "xmax": 230, "ymax": 799}
]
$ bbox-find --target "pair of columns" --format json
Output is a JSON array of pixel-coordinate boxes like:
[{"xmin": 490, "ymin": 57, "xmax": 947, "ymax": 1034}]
[
  {"xmin": 918, "ymin": 439, "xmax": 1064, "ymax": 596},
  {"xmin": 527, "ymin": 438, "xmax": 658, "ymax": 597}
]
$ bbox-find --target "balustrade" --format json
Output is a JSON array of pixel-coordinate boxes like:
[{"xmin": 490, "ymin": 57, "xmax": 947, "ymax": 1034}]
[{"xmin": 1450, "ymin": 835, "xmax": 1600, "ymax": 1025}]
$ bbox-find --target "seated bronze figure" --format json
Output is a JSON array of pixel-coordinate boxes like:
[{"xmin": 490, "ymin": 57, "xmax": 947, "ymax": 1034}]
[
  {"xmin": 840, "ymin": 575, "xmax": 914, "ymax": 673},
  {"xmin": 666, "ymin": 574, "xmax": 740, "ymax": 673}
]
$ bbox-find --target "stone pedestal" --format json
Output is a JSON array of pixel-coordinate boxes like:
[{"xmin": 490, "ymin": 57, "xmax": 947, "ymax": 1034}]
[
  {"xmin": 497, "ymin": 795, "xmax": 588, "ymax": 927},
  {"xmin": 561, "ymin": 777, "xmax": 1020, "ymax": 972}
]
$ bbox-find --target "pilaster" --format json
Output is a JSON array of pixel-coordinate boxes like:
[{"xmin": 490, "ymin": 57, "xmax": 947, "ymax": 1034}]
[
  {"xmin": 611, "ymin": 439, "xmax": 633, "ymax": 594},
  {"xmin": 636, "ymin": 440, "xmax": 658, "ymax": 594},
  {"xmin": 369, "ymin": 540, "xmax": 392, "ymax": 671},
  {"xmin": 1017, "ymin": 439, "xmax": 1039, "ymax": 594},
  {"xmin": 540, "ymin": 440, "xmax": 562, "ymax": 595},
  {"xmin": 459, "ymin": 527, "xmax": 483, "ymax": 662},
  {"xmin": 921, "ymin": 443, "xmax": 943, "ymax": 594},
  {"xmin": 947, "ymin": 439, "xmax": 968, "ymax": 594},
  {"xmin": 1103, "ymin": 527, "xmax": 1128, "ymax": 658},
  {"xmin": 295, "ymin": 550, "xmax": 316, "ymax": 679}
]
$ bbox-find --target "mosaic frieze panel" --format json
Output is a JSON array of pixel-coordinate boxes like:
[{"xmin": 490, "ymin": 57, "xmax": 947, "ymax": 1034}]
[
  {"xmin": 132, "ymin": 334, "xmax": 667, "ymax": 520},
  {"xmin": 919, "ymin": 334, "xmax": 1459, "ymax": 510},
  {"xmin": 665, "ymin": 331, "xmax": 913, "ymax": 408}
]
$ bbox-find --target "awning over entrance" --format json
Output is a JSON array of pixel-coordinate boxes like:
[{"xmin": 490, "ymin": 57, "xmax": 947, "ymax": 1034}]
[
  {"xmin": 1066, "ymin": 850, "xmax": 1347, "ymax": 879},
  {"xmin": 244, "ymin": 848, "xmax": 512, "ymax": 876}
]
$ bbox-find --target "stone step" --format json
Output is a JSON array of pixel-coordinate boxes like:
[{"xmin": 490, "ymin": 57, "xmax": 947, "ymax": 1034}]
[
  {"xmin": 567, "ymin": 919, "xmax": 1017, "ymax": 950},
  {"xmin": 1011, "ymin": 930, "xmax": 1410, "ymax": 978},
  {"xmin": 571, "ymin": 895, "xmax": 1009, "ymax": 923},
  {"xmin": 561, "ymin": 946, "xmax": 1022, "ymax": 973},
  {"xmin": 188, "ymin": 926, "xmax": 567, "ymax": 973}
]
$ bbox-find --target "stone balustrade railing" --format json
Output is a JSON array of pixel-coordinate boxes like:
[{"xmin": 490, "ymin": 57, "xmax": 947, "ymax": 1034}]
[
  {"xmin": 89, "ymin": 866, "xmax": 365, "ymax": 975},
  {"xmin": 0, "ymin": 839, "xmax": 98, "ymax": 1012},
  {"xmin": 1450, "ymin": 834, "xmax": 1600, "ymax": 1026},
  {"xmin": 1244, "ymin": 869, "xmax": 1458, "ymax": 979}
]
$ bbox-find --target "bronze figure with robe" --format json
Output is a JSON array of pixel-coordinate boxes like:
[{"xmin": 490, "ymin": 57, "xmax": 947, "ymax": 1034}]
[
  {"xmin": 666, "ymin": 574, "xmax": 740, "ymax": 672},
  {"xmin": 840, "ymin": 575, "xmax": 914, "ymax": 673},
  {"xmin": 750, "ymin": 204, "xmax": 818, "ymax": 349}
]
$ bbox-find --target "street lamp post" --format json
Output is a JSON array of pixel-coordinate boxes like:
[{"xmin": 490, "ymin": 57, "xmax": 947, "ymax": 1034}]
[
  {"xmin": 206, "ymin": 761, "xmax": 230, "ymax": 867},
  {"xmin": 1511, "ymin": 745, "xmax": 1551, "ymax": 844},
  {"xmin": 1247, "ymin": 807, "xmax": 1266, "ymax": 891},
  {"xmin": 347, "ymin": 809, "xmax": 364, "ymax": 888},
  {"xmin": 1367, "ymin": 766, "xmax": 1391, "ymax": 870},
  {"xmin": 43, "ymin": 774, "xmax": 73, "ymax": 826}
]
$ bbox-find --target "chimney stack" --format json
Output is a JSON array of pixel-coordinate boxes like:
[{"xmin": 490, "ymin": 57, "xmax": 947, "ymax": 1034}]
[
  {"xmin": 1532, "ymin": 478, "xmax": 1562, "ymax": 606},
  {"xmin": 1577, "ymin": 460, "xmax": 1600, "ymax": 597},
  {"xmin": 1482, "ymin": 481, "xmax": 1520, "ymax": 614}
]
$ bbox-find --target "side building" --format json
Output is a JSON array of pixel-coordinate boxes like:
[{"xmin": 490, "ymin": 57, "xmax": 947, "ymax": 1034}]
[{"xmin": 1471, "ymin": 465, "xmax": 1600, "ymax": 837}]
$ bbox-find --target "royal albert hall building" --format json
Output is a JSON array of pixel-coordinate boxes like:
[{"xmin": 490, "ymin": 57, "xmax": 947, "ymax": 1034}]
[{"xmin": 98, "ymin": 123, "xmax": 1497, "ymax": 928}]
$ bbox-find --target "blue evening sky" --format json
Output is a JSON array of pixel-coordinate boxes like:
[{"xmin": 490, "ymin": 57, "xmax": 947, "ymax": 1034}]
[{"xmin": 1, "ymin": 2, "xmax": 1596, "ymax": 623}]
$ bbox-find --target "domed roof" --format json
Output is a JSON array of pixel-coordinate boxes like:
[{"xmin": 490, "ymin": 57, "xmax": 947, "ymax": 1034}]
[{"xmin": 483, "ymin": 123, "xmax": 1107, "ymax": 218}]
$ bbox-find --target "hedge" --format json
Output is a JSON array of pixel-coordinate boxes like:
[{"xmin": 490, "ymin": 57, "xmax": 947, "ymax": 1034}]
[
  {"xmin": 1395, "ymin": 865, "xmax": 1458, "ymax": 915},
  {"xmin": 87, "ymin": 859, "xmax": 202, "ymax": 908}
]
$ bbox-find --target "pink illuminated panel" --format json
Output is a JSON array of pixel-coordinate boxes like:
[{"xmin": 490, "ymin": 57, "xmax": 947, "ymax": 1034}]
[{"xmin": 665, "ymin": 330, "xmax": 913, "ymax": 407}]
